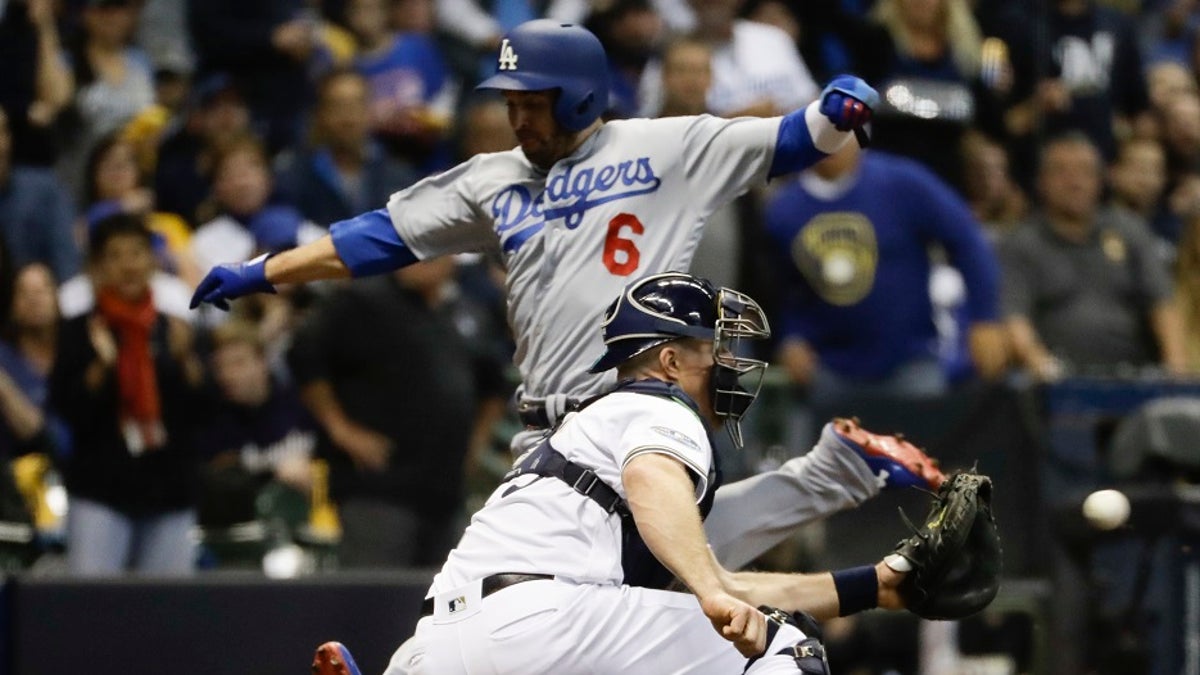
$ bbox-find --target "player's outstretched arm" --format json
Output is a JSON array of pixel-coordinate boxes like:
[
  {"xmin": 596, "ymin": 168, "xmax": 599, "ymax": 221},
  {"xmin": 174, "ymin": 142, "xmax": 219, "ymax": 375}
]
[
  {"xmin": 191, "ymin": 208, "xmax": 421, "ymax": 310},
  {"xmin": 189, "ymin": 236, "xmax": 350, "ymax": 310},
  {"xmin": 717, "ymin": 559, "xmax": 905, "ymax": 622},
  {"xmin": 767, "ymin": 75, "xmax": 879, "ymax": 179}
]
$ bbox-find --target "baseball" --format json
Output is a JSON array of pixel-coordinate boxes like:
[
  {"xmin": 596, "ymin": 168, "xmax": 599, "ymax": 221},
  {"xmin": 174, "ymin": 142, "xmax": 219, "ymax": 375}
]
[{"xmin": 1082, "ymin": 489, "xmax": 1130, "ymax": 530}]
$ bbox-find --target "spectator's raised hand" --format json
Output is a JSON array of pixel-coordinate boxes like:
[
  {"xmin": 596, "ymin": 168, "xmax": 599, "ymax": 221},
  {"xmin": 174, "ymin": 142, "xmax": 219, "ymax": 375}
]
[
  {"xmin": 776, "ymin": 338, "xmax": 819, "ymax": 387},
  {"xmin": 272, "ymin": 19, "xmax": 316, "ymax": 61},
  {"xmin": 329, "ymin": 419, "xmax": 392, "ymax": 472},
  {"xmin": 88, "ymin": 316, "xmax": 118, "ymax": 367},
  {"xmin": 26, "ymin": 0, "xmax": 55, "ymax": 29}
]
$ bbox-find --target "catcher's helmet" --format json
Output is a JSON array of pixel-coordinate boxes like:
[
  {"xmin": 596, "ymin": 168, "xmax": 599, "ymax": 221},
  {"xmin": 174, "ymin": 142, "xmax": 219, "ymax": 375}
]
[
  {"xmin": 475, "ymin": 19, "xmax": 609, "ymax": 132},
  {"xmin": 589, "ymin": 272, "xmax": 771, "ymax": 447}
]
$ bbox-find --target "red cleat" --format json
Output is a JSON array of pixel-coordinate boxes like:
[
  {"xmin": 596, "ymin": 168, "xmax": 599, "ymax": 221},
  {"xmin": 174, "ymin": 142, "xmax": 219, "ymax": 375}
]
[
  {"xmin": 829, "ymin": 417, "xmax": 945, "ymax": 490},
  {"xmin": 312, "ymin": 641, "xmax": 362, "ymax": 675}
]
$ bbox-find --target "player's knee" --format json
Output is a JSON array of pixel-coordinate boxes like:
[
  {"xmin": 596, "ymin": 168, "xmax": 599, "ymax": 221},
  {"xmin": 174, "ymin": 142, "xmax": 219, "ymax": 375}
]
[{"xmin": 744, "ymin": 607, "xmax": 829, "ymax": 675}]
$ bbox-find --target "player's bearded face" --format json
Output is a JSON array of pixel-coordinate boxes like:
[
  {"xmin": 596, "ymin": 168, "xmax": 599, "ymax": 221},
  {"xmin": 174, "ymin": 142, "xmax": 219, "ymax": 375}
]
[{"xmin": 504, "ymin": 90, "xmax": 574, "ymax": 169}]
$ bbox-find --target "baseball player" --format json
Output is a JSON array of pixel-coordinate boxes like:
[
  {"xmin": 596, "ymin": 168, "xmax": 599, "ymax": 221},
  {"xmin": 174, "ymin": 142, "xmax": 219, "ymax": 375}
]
[
  {"xmin": 394, "ymin": 272, "xmax": 907, "ymax": 674},
  {"xmin": 194, "ymin": 19, "xmax": 940, "ymax": 590}
]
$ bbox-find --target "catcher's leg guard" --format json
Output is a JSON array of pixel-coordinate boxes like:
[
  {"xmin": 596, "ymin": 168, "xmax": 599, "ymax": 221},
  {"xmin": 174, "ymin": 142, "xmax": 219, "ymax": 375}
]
[
  {"xmin": 743, "ymin": 608, "xmax": 829, "ymax": 674},
  {"xmin": 312, "ymin": 641, "xmax": 362, "ymax": 675},
  {"xmin": 829, "ymin": 418, "xmax": 945, "ymax": 490}
]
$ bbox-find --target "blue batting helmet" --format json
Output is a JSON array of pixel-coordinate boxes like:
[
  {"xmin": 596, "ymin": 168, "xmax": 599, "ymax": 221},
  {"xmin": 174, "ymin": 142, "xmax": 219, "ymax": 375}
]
[
  {"xmin": 475, "ymin": 20, "xmax": 609, "ymax": 132},
  {"xmin": 589, "ymin": 273, "xmax": 772, "ymax": 448}
]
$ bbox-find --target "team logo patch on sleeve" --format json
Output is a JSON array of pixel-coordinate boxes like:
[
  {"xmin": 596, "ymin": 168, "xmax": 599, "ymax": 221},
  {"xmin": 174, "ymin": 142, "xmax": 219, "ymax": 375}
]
[{"xmin": 651, "ymin": 426, "xmax": 701, "ymax": 452}]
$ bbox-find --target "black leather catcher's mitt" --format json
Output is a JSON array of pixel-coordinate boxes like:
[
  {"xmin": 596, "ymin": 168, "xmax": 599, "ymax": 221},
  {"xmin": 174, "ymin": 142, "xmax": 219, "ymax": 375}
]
[{"xmin": 887, "ymin": 472, "xmax": 1002, "ymax": 620}]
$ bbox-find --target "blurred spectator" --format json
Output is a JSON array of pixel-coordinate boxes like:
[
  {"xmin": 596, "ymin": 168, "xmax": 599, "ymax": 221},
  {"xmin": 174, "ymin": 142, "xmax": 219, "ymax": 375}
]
[
  {"xmin": 434, "ymin": 0, "xmax": 590, "ymax": 84},
  {"xmin": 81, "ymin": 134, "xmax": 201, "ymax": 285},
  {"xmin": 1159, "ymin": 93, "xmax": 1200, "ymax": 227},
  {"xmin": 457, "ymin": 96, "xmax": 517, "ymax": 157},
  {"xmin": 1002, "ymin": 0, "xmax": 1152, "ymax": 174},
  {"xmin": 187, "ymin": 0, "xmax": 318, "ymax": 154},
  {"xmin": 1191, "ymin": 20, "xmax": 1200, "ymax": 77},
  {"xmin": 0, "ymin": 235, "xmax": 11, "ymax": 330},
  {"xmin": 0, "ymin": 0, "xmax": 74, "ymax": 167},
  {"xmin": 121, "ymin": 64, "xmax": 194, "ymax": 178},
  {"xmin": 863, "ymin": 0, "xmax": 1004, "ymax": 188},
  {"xmin": 1168, "ymin": 171, "xmax": 1200, "ymax": 237},
  {"xmin": 1146, "ymin": 60, "xmax": 1198, "ymax": 114},
  {"xmin": 135, "ymin": 0, "xmax": 194, "ymax": 75},
  {"xmin": 1, "ymin": 263, "xmax": 67, "ymax": 459},
  {"xmin": 1000, "ymin": 133, "xmax": 1186, "ymax": 380},
  {"xmin": 654, "ymin": 36, "xmax": 772, "ymax": 303},
  {"xmin": 48, "ymin": 213, "xmax": 206, "ymax": 576},
  {"xmin": 60, "ymin": 0, "xmax": 155, "ymax": 200},
  {"xmin": 154, "ymin": 74, "xmax": 252, "ymax": 226},
  {"xmin": 195, "ymin": 320, "xmax": 316, "ymax": 530},
  {"xmin": 658, "ymin": 36, "xmax": 712, "ymax": 118},
  {"xmin": 766, "ymin": 141, "xmax": 1006, "ymax": 409},
  {"xmin": 345, "ymin": 0, "xmax": 455, "ymax": 169},
  {"xmin": 57, "ymin": 135, "xmax": 198, "ymax": 323},
  {"xmin": 0, "ymin": 107, "xmax": 81, "ymax": 282},
  {"xmin": 638, "ymin": 0, "xmax": 819, "ymax": 118},
  {"xmin": 1160, "ymin": 90, "xmax": 1200, "ymax": 173},
  {"xmin": 1139, "ymin": 0, "xmax": 1200, "ymax": 63},
  {"xmin": 587, "ymin": 0, "xmax": 664, "ymax": 119},
  {"xmin": 742, "ymin": 0, "xmax": 800, "ymax": 44},
  {"xmin": 191, "ymin": 136, "xmax": 325, "ymax": 274},
  {"xmin": 275, "ymin": 68, "xmax": 420, "ymax": 226},
  {"xmin": 764, "ymin": 1, "xmax": 879, "ymax": 84},
  {"xmin": 288, "ymin": 258, "xmax": 509, "ymax": 568},
  {"xmin": 1109, "ymin": 136, "xmax": 1176, "ymax": 243},
  {"xmin": 452, "ymin": 97, "xmax": 516, "ymax": 353},
  {"xmin": 1173, "ymin": 213, "xmax": 1200, "ymax": 370},
  {"xmin": 961, "ymin": 131, "xmax": 1028, "ymax": 236}
]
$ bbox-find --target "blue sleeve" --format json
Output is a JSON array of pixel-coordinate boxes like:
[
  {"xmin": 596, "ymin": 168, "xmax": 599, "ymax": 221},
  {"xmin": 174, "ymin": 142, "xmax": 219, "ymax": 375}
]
[
  {"xmin": 768, "ymin": 108, "xmax": 827, "ymax": 179},
  {"xmin": 329, "ymin": 208, "xmax": 419, "ymax": 277},
  {"xmin": 909, "ymin": 169, "xmax": 1001, "ymax": 323}
]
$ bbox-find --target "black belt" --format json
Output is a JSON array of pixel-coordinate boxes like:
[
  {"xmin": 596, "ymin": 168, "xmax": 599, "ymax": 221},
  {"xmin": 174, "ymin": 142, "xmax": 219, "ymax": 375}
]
[
  {"xmin": 419, "ymin": 573, "xmax": 554, "ymax": 617},
  {"xmin": 516, "ymin": 399, "xmax": 581, "ymax": 428}
]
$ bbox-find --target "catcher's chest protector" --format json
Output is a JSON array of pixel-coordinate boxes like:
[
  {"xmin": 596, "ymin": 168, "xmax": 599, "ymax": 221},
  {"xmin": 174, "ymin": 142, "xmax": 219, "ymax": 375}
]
[{"xmin": 612, "ymin": 380, "xmax": 723, "ymax": 589}]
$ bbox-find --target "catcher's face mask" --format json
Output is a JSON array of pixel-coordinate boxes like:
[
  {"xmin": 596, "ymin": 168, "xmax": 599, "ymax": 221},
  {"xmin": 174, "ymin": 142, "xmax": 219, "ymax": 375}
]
[
  {"xmin": 710, "ymin": 287, "xmax": 771, "ymax": 448},
  {"xmin": 588, "ymin": 273, "xmax": 771, "ymax": 448}
]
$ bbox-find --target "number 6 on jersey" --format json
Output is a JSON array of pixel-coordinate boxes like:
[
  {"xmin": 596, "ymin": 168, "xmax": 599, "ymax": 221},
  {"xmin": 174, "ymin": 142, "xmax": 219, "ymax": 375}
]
[{"xmin": 603, "ymin": 213, "xmax": 644, "ymax": 276}]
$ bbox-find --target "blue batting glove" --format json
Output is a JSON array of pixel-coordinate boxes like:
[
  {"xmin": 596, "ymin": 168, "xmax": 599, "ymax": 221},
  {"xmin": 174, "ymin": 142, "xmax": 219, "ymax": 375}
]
[
  {"xmin": 819, "ymin": 74, "xmax": 879, "ymax": 132},
  {"xmin": 189, "ymin": 253, "xmax": 276, "ymax": 311}
]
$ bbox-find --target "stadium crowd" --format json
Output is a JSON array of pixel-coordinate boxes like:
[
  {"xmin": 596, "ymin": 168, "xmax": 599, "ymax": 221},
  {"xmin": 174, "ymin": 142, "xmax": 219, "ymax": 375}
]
[{"xmin": 2, "ymin": 0, "xmax": 1200, "ymax": 589}]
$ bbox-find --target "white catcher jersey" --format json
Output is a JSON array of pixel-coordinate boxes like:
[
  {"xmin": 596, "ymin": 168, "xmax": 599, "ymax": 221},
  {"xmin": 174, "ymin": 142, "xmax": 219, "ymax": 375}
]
[
  {"xmin": 427, "ymin": 392, "xmax": 711, "ymax": 594},
  {"xmin": 385, "ymin": 114, "xmax": 781, "ymax": 401}
]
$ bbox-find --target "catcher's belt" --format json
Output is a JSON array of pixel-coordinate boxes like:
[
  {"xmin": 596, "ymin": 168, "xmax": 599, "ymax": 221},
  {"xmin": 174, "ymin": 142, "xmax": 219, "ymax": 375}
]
[{"xmin": 420, "ymin": 573, "xmax": 555, "ymax": 617}]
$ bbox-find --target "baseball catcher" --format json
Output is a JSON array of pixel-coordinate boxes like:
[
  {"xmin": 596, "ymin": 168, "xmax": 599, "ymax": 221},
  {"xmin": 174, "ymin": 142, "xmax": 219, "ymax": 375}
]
[{"xmin": 885, "ymin": 471, "xmax": 1002, "ymax": 620}]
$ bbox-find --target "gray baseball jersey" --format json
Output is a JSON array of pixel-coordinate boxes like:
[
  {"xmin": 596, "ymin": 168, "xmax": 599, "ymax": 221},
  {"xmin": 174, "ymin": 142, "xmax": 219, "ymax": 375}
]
[{"xmin": 386, "ymin": 114, "xmax": 779, "ymax": 403}]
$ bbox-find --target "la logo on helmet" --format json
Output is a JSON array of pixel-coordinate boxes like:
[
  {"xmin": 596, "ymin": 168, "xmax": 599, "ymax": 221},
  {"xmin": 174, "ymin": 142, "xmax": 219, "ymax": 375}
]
[{"xmin": 498, "ymin": 39, "xmax": 519, "ymax": 71}]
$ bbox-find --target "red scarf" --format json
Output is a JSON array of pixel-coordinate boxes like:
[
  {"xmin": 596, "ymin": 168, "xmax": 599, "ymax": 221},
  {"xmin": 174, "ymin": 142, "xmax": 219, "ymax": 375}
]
[{"xmin": 96, "ymin": 287, "xmax": 165, "ymax": 451}]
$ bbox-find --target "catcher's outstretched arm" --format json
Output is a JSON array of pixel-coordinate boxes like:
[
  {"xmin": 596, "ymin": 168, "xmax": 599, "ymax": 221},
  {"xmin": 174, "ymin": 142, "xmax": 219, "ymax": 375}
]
[{"xmin": 717, "ymin": 560, "xmax": 907, "ymax": 621}]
